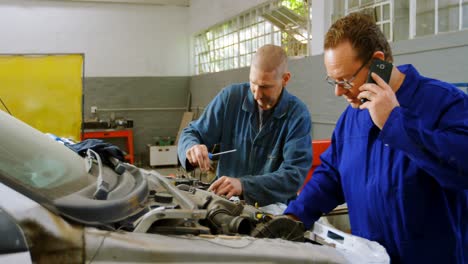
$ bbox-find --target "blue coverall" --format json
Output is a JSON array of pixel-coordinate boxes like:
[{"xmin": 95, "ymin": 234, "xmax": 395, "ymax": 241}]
[
  {"xmin": 178, "ymin": 83, "xmax": 312, "ymax": 206},
  {"xmin": 285, "ymin": 65, "xmax": 468, "ymax": 263}
]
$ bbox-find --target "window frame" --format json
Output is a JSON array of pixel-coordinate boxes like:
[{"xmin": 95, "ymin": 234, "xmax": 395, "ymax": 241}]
[{"xmin": 193, "ymin": 0, "xmax": 310, "ymax": 75}]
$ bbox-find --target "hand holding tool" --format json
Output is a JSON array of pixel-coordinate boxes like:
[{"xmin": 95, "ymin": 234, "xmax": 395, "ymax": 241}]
[{"xmin": 208, "ymin": 149, "xmax": 236, "ymax": 160}]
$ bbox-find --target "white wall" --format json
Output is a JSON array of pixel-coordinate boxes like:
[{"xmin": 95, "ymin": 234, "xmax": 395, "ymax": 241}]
[
  {"xmin": 189, "ymin": 0, "xmax": 269, "ymax": 35},
  {"xmin": 0, "ymin": 0, "xmax": 189, "ymax": 77}
]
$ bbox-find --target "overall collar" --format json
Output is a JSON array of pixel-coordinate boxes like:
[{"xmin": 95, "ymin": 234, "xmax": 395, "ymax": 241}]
[{"xmin": 395, "ymin": 64, "xmax": 420, "ymax": 107}]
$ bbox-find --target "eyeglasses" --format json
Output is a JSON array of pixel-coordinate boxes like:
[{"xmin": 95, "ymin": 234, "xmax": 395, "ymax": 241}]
[{"xmin": 325, "ymin": 58, "xmax": 370, "ymax": 89}]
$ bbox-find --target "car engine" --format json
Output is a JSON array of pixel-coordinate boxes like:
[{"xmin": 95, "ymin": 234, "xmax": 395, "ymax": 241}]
[{"xmin": 54, "ymin": 163, "xmax": 306, "ymax": 242}]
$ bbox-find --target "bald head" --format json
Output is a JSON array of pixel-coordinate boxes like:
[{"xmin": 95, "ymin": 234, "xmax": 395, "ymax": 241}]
[
  {"xmin": 251, "ymin": 44, "xmax": 288, "ymax": 79},
  {"xmin": 249, "ymin": 45, "xmax": 291, "ymax": 110}
]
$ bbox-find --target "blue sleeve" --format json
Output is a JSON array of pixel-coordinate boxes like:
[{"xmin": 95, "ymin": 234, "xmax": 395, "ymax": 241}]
[
  {"xmin": 380, "ymin": 93, "xmax": 468, "ymax": 190},
  {"xmin": 240, "ymin": 106, "xmax": 313, "ymax": 206},
  {"xmin": 284, "ymin": 133, "xmax": 345, "ymax": 229},
  {"xmin": 177, "ymin": 89, "xmax": 227, "ymax": 170}
]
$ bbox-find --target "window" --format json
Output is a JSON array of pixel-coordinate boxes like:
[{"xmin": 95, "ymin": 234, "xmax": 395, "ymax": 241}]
[
  {"xmin": 193, "ymin": 0, "xmax": 310, "ymax": 75},
  {"xmin": 415, "ymin": 0, "xmax": 468, "ymax": 36},
  {"xmin": 464, "ymin": 0, "xmax": 468, "ymax": 28},
  {"xmin": 195, "ymin": 0, "xmax": 468, "ymax": 74},
  {"xmin": 416, "ymin": 0, "xmax": 436, "ymax": 36},
  {"xmin": 393, "ymin": 0, "xmax": 410, "ymax": 41},
  {"xmin": 332, "ymin": 0, "xmax": 393, "ymax": 41},
  {"xmin": 332, "ymin": 0, "xmax": 468, "ymax": 42},
  {"xmin": 438, "ymin": 0, "xmax": 460, "ymax": 33}
]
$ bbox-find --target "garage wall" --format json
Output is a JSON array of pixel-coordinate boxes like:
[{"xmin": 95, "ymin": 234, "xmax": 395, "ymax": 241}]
[
  {"xmin": 190, "ymin": 30, "xmax": 468, "ymax": 140},
  {"xmin": 0, "ymin": 0, "xmax": 192, "ymax": 165},
  {"xmin": 1, "ymin": 0, "xmax": 274, "ymax": 166},
  {"xmin": 84, "ymin": 77, "xmax": 190, "ymax": 166},
  {"xmin": 3, "ymin": 0, "xmax": 467, "ymax": 163},
  {"xmin": 0, "ymin": 0, "xmax": 189, "ymax": 76}
]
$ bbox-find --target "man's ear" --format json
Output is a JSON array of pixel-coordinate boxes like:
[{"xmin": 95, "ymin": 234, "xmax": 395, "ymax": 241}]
[
  {"xmin": 372, "ymin": 51, "xmax": 385, "ymax": 61},
  {"xmin": 282, "ymin": 72, "xmax": 291, "ymax": 87}
]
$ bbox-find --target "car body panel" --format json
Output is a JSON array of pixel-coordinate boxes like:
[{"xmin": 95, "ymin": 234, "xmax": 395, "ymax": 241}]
[{"xmin": 84, "ymin": 228, "xmax": 349, "ymax": 263}]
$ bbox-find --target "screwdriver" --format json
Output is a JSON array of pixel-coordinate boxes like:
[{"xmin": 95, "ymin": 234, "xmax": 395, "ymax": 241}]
[{"xmin": 208, "ymin": 149, "xmax": 237, "ymax": 160}]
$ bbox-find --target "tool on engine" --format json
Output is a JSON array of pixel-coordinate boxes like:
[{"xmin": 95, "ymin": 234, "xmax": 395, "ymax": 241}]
[
  {"xmin": 208, "ymin": 149, "xmax": 237, "ymax": 160},
  {"xmin": 255, "ymin": 212, "xmax": 274, "ymax": 222}
]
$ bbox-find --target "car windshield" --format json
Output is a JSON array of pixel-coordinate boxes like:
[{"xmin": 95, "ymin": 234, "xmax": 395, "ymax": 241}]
[{"xmin": 0, "ymin": 111, "xmax": 90, "ymax": 199}]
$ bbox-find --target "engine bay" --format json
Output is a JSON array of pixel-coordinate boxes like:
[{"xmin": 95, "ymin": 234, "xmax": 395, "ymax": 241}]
[{"xmin": 54, "ymin": 163, "xmax": 306, "ymax": 242}]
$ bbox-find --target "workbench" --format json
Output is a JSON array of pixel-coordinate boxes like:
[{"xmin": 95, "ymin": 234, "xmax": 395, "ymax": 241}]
[{"xmin": 81, "ymin": 129, "xmax": 134, "ymax": 164}]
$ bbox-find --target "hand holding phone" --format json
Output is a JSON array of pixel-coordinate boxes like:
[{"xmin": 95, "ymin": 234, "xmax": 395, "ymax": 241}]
[{"xmin": 361, "ymin": 59, "xmax": 393, "ymax": 103}]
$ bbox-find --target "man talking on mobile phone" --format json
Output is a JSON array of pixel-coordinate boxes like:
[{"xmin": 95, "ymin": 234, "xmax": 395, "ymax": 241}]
[{"xmin": 285, "ymin": 12, "xmax": 468, "ymax": 263}]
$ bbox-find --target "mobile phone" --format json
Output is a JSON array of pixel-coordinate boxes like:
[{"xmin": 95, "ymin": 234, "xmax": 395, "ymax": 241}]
[{"xmin": 361, "ymin": 59, "xmax": 393, "ymax": 103}]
